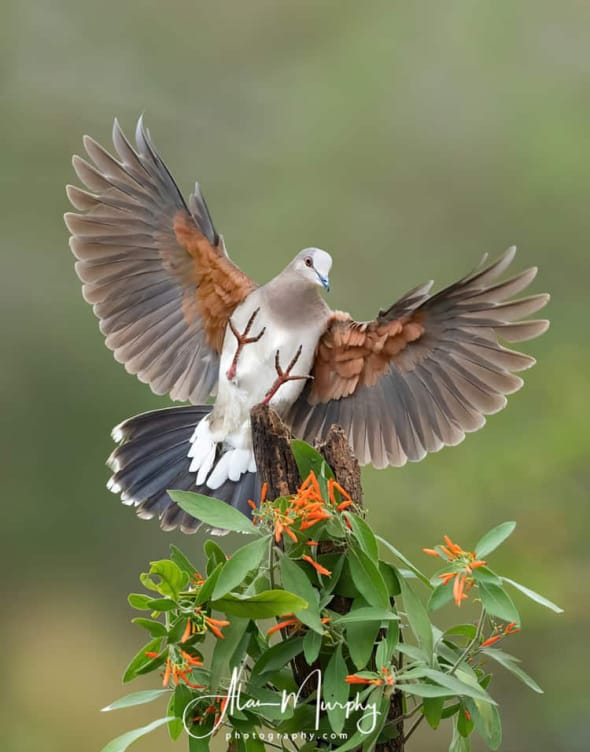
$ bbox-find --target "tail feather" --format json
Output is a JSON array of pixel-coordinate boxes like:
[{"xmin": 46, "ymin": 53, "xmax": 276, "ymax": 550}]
[{"xmin": 108, "ymin": 406, "xmax": 260, "ymax": 534}]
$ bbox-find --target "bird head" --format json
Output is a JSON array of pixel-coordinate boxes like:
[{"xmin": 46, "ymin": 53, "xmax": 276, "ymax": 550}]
[{"xmin": 292, "ymin": 247, "xmax": 332, "ymax": 291}]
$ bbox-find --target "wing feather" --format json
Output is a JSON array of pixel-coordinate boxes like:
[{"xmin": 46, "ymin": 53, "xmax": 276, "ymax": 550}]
[
  {"xmin": 66, "ymin": 117, "xmax": 256, "ymax": 403},
  {"xmin": 286, "ymin": 248, "xmax": 549, "ymax": 466}
]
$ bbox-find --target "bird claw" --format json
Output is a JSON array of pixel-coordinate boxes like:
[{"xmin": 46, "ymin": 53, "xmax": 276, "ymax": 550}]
[
  {"xmin": 262, "ymin": 345, "xmax": 309, "ymax": 404},
  {"xmin": 226, "ymin": 308, "xmax": 266, "ymax": 382}
]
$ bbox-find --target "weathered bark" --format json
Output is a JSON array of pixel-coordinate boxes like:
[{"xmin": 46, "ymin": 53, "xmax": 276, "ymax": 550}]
[{"xmin": 250, "ymin": 405, "xmax": 404, "ymax": 751}]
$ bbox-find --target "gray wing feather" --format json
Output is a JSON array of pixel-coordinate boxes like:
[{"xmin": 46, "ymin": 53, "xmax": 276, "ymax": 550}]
[
  {"xmin": 286, "ymin": 248, "xmax": 549, "ymax": 468},
  {"xmin": 65, "ymin": 117, "xmax": 221, "ymax": 403}
]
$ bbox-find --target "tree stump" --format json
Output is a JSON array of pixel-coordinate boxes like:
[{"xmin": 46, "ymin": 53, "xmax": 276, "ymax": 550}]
[{"xmin": 250, "ymin": 404, "xmax": 405, "ymax": 751}]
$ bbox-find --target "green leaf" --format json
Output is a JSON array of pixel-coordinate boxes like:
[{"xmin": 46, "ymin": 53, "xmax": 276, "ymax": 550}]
[
  {"xmin": 444, "ymin": 624, "xmax": 478, "ymax": 642},
  {"xmin": 343, "ymin": 599, "xmax": 383, "ymax": 670},
  {"xmin": 213, "ymin": 590, "xmax": 307, "ymax": 618},
  {"xmin": 279, "ymin": 553, "xmax": 324, "ymax": 634},
  {"xmin": 449, "ymin": 716, "xmax": 471, "ymax": 752},
  {"xmin": 102, "ymin": 689, "xmax": 171, "ymax": 712},
  {"xmin": 131, "ymin": 618, "xmax": 167, "ymax": 638},
  {"xmin": 144, "ymin": 597, "xmax": 176, "ymax": 612},
  {"xmin": 379, "ymin": 561, "xmax": 401, "ymax": 597},
  {"xmin": 122, "ymin": 637, "xmax": 162, "ymax": 683},
  {"xmin": 428, "ymin": 584, "xmax": 454, "ymax": 612},
  {"xmin": 457, "ymin": 704, "xmax": 474, "ymax": 737},
  {"xmin": 397, "ymin": 643, "xmax": 428, "ymax": 663},
  {"xmin": 188, "ymin": 713, "xmax": 216, "ymax": 751},
  {"xmin": 482, "ymin": 648, "xmax": 543, "ymax": 693},
  {"xmin": 417, "ymin": 669, "xmax": 496, "ymax": 704},
  {"xmin": 167, "ymin": 691, "xmax": 184, "ymax": 741},
  {"xmin": 140, "ymin": 559, "xmax": 188, "ymax": 599},
  {"xmin": 375, "ymin": 621, "xmax": 399, "ymax": 667},
  {"xmin": 479, "ymin": 583, "xmax": 520, "ymax": 624},
  {"xmin": 332, "ymin": 607, "xmax": 399, "ymax": 624},
  {"xmin": 169, "ymin": 545, "xmax": 198, "ymax": 577},
  {"xmin": 377, "ymin": 536, "xmax": 432, "ymax": 588},
  {"xmin": 252, "ymin": 636, "xmax": 305, "ymax": 676},
  {"xmin": 345, "ymin": 513, "xmax": 378, "ymax": 559},
  {"xmin": 210, "ymin": 617, "xmax": 250, "ymax": 689},
  {"xmin": 212, "ymin": 535, "xmax": 270, "ymax": 600},
  {"xmin": 474, "ymin": 521, "xmax": 516, "ymax": 558},
  {"xmin": 204, "ymin": 540, "xmax": 227, "ymax": 571},
  {"xmin": 348, "ymin": 545, "xmax": 389, "ymax": 608},
  {"xmin": 329, "ymin": 690, "xmax": 387, "ymax": 752},
  {"xmin": 194, "ymin": 562, "xmax": 223, "ymax": 606},
  {"xmin": 128, "ymin": 593, "xmax": 152, "ymax": 610},
  {"xmin": 100, "ymin": 717, "xmax": 174, "ymax": 752},
  {"xmin": 470, "ymin": 566, "xmax": 502, "ymax": 586},
  {"xmin": 423, "ymin": 695, "xmax": 444, "ymax": 729},
  {"xmin": 400, "ymin": 683, "xmax": 452, "ymax": 698},
  {"xmin": 169, "ymin": 685, "xmax": 193, "ymax": 741},
  {"xmin": 291, "ymin": 440, "xmax": 334, "ymax": 485},
  {"xmin": 324, "ymin": 644, "xmax": 349, "ymax": 733},
  {"xmin": 399, "ymin": 577, "xmax": 433, "ymax": 659},
  {"xmin": 303, "ymin": 629, "xmax": 322, "ymax": 664},
  {"xmin": 169, "ymin": 490, "xmax": 257, "ymax": 534},
  {"xmin": 501, "ymin": 577, "xmax": 564, "ymax": 613},
  {"xmin": 465, "ymin": 697, "xmax": 502, "ymax": 750}
]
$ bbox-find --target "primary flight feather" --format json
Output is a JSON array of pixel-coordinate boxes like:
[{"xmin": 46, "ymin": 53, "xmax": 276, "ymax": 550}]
[{"xmin": 65, "ymin": 117, "xmax": 549, "ymax": 533}]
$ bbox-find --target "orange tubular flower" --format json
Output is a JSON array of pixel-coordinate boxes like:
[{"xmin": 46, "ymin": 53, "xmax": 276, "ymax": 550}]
[
  {"xmin": 162, "ymin": 658, "xmax": 172, "ymax": 687},
  {"xmin": 180, "ymin": 650, "xmax": 204, "ymax": 667},
  {"xmin": 423, "ymin": 548, "xmax": 440, "ymax": 557},
  {"xmin": 302, "ymin": 554, "xmax": 332, "ymax": 576},
  {"xmin": 192, "ymin": 571, "xmax": 205, "ymax": 587},
  {"xmin": 480, "ymin": 634, "xmax": 502, "ymax": 649},
  {"xmin": 205, "ymin": 615, "xmax": 230, "ymax": 640},
  {"xmin": 181, "ymin": 620, "xmax": 193, "ymax": 643},
  {"xmin": 328, "ymin": 478, "xmax": 353, "ymax": 507},
  {"xmin": 505, "ymin": 622, "xmax": 521, "ymax": 635},
  {"xmin": 380, "ymin": 667, "xmax": 396, "ymax": 686},
  {"xmin": 444, "ymin": 535, "xmax": 463, "ymax": 556},
  {"xmin": 267, "ymin": 615, "xmax": 300, "ymax": 636},
  {"xmin": 345, "ymin": 674, "xmax": 383, "ymax": 686}
]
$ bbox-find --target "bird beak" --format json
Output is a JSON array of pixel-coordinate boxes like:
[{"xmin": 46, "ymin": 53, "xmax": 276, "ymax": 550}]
[{"xmin": 316, "ymin": 271, "xmax": 330, "ymax": 292}]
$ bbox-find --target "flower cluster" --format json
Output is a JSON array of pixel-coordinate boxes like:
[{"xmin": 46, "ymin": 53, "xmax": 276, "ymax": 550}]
[
  {"xmin": 247, "ymin": 471, "xmax": 356, "ymax": 576},
  {"xmin": 481, "ymin": 621, "xmax": 521, "ymax": 649},
  {"xmin": 424, "ymin": 534, "xmax": 487, "ymax": 607}
]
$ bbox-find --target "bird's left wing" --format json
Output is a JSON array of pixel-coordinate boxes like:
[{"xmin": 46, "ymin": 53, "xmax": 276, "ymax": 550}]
[
  {"xmin": 65, "ymin": 117, "xmax": 256, "ymax": 403},
  {"xmin": 286, "ymin": 247, "xmax": 549, "ymax": 467}
]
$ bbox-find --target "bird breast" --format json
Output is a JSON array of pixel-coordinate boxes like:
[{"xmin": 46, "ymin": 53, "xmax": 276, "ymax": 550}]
[{"xmin": 214, "ymin": 293, "xmax": 324, "ymax": 431}]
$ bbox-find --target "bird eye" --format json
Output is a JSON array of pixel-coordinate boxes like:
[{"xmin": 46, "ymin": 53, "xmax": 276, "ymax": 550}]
[{"xmin": 304, "ymin": 257, "xmax": 313, "ymax": 267}]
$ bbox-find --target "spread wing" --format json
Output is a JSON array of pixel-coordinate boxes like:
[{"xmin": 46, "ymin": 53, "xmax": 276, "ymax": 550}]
[
  {"xmin": 286, "ymin": 247, "xmax": 549, "ymax": 467},
  {"xmin": 65, "ymin": 117, "xmax": 256, "ymax": 403}
]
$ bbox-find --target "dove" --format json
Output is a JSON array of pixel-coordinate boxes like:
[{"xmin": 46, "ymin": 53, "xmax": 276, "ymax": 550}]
[{"xmin": 65, "ymin": 117, "xmax": 549, "ymax": 533}]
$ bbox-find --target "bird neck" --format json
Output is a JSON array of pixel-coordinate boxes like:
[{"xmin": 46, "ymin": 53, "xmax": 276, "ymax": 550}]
[{"xmin": 264, "ymin": 274, "xmax": 328, "ymax": 323}]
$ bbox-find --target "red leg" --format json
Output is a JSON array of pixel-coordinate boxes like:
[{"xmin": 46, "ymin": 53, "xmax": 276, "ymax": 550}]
[
  {"xmin": 226, "ymin": 308, "xmax": 266, "ymax": 381},
  {"xmin": 262, "ymin": 346, "xmax": 310, "ymax": 404}
]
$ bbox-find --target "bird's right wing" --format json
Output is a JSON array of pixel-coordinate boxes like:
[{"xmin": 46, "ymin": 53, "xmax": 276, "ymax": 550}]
[{"xmin": 65, "ymin": 117, "xmax": 256, "ymax": 403}]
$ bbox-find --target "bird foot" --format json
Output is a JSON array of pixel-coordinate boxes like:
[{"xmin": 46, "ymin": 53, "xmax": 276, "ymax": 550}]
[
  {"xmin": 226, "ymin": 308, "xmax": 266, "ymax": 382},
  {"xmin": 262, "ymin": 345, "xmax": 309, "ymax": 404}
]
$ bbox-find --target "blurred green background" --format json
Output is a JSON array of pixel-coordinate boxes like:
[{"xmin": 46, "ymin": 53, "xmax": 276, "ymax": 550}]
[{"xmin": 2, "ymin": 1, "xmax": 588, "ymax": 750}]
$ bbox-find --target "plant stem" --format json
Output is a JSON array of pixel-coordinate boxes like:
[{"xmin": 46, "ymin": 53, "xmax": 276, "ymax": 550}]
[
  {"xmin": 450, "ymin": 606, "xmax": 486, "ymax": 675},
  {"xmin": 402, "ymin": 715, "xmax": 424, "ymax": 744}
]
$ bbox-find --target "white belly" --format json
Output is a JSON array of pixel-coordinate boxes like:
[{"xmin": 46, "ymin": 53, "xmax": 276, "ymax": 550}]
[{"xmin": 187, "ymin": 294, "xmax": 322, "ymax": 490}]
